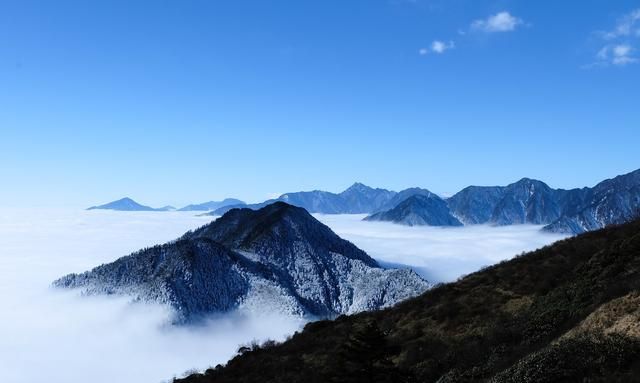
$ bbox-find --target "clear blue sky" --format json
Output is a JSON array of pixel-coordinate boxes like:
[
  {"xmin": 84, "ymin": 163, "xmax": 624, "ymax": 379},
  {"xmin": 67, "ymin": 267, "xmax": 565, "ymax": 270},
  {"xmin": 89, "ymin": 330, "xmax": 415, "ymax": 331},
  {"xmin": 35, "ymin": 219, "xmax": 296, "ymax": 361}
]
[{"xmin": 1, "ymin": 0, "xmax": 638, "ymax": 208}]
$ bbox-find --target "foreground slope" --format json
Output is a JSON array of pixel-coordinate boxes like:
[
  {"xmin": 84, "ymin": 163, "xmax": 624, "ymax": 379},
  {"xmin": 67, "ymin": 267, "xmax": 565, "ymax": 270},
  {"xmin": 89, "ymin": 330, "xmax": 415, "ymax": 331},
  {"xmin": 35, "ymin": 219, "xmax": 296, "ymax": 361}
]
[
  {"xmin": 54, "ymin": 202, "xmax": 429, "ymax": 321},
  {"xmin": 176, "ymin": 218, "xmax": 640, "ymax": 382}
]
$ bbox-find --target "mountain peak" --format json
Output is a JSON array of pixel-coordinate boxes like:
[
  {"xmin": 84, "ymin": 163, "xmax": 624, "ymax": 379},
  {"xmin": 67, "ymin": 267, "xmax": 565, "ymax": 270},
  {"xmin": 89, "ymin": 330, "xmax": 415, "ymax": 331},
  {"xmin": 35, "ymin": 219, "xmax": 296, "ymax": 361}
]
[
  {"xmin": 365, "ymin": 194, "xmax": 462, "ymax": 227},
  {"xmin": 512, "ymin": 177, "xmax": 548, "ymax": 187},
  {"xmin": 87, "ymin": 197, "xmax": 156, "ymax": 211},
  {"xmin": 188, "ymin": 202, "xmax": 378, "ymax": 266},
  {"xmin": 343, "ymin": 182, "xmax": 374, "ymax": 193}
]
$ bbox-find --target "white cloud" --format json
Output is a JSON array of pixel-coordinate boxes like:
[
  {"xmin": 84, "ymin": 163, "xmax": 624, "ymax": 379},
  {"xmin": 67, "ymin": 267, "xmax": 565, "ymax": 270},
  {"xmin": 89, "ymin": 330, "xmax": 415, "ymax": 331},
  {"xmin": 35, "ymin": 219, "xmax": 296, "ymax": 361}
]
[
  {"xmin": 432, "ymin": 40, "xmax": 455, "ymax": 53},
  {"xmin": 590, "ymin": 9, "xmax": 640, "ymax": 67},
  {"xmin": 471, "ymin": 11, "xmax": 523, "ymax": 33},
  {"xmin": 612, "ymin": 44, "xmax": 638, "ymax": 65},
  {"xmin": 419, "ymin": 40, "xmax": 455, "ymax": 55},
  {"xmin": 602, "ymin": 9, "xmax": 640, "ymax": 39},
  {"xmin": 316, "ymin": 214, "xmax": 565, "ymax": 283}
]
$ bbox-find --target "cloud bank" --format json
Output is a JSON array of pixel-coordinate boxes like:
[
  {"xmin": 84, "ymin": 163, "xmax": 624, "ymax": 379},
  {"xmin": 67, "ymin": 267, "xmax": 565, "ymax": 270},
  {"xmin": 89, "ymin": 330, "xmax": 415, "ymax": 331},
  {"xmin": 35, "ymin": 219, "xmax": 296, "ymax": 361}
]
[{"xmin": 316, "ymin": 214, "xmax": 566, "ymax": 283}]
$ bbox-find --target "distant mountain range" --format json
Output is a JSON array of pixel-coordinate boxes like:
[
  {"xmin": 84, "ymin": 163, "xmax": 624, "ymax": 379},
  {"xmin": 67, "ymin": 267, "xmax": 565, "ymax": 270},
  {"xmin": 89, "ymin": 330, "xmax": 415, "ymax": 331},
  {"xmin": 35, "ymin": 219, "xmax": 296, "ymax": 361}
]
[
  {"xmin": 56, "ymin": 202, "xmax": 429, "ymax": 322},
  {"xmin": 175, "ymin": 217, "xmax": 640, "ymax": 383},
  {"xmin": 177, "ymin": 198, "xmax": 246, "ymax": 212},
  {"xmin": 210, "ymin": 182, "xmax": 400, "ymax": 216},
  {"xmin": 87, "ymin": 197, "xmax": 175, "ymax": 212},
  {"xmin": 367, "ymin": 169, "xmax": 640, "ymax": 234},
  {"xmin": 87, "ymin": 197, "xmax": 243, "ymax": 212},
  {"xmin": 87, "ymin": 168, "xmax": 640, "ymax": 235}
]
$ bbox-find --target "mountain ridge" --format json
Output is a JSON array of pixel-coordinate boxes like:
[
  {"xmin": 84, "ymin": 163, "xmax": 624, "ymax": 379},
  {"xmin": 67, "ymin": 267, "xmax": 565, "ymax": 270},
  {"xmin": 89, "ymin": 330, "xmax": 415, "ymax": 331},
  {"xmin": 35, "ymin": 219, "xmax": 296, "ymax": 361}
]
[
  {"xmin": 178, "ymin": 198, "xmax": 246, "ymax": 212},
  {"xmin": 365, "ymin": 168, "xmax": 640, "ymax": 234}
]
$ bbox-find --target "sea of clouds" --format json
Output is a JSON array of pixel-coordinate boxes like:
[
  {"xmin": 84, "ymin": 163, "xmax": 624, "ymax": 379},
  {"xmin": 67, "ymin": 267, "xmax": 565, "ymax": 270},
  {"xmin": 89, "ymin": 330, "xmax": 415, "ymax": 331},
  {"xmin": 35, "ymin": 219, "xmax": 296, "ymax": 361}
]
[
  {"xmin": 0, "ymin": 209, "xmax": 566, "ymax": 383},
  {"xmin": 316, "ymin": 214, "xmax": 567, "ymax": 283}
]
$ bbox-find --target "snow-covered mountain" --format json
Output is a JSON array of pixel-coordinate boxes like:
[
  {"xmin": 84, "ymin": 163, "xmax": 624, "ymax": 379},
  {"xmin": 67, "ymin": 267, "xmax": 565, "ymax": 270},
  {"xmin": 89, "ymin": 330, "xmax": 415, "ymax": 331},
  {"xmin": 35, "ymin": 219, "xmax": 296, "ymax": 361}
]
[{"xmin": 54, "ymin": 202, "xmax": 430, "ymax": 322}]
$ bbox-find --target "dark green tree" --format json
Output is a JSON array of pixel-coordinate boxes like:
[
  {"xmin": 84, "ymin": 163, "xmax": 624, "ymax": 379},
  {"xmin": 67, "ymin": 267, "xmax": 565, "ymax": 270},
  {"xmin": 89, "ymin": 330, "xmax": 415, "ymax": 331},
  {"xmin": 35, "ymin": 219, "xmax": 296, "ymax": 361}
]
[{"xmin": 331, "ymin": 319, "xmax": 402, "ymax": 383}]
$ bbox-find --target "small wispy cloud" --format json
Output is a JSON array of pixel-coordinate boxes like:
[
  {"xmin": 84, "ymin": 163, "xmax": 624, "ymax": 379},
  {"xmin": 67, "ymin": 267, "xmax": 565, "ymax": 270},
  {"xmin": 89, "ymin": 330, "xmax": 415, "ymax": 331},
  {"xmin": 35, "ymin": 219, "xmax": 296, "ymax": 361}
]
[
  {"xmin": 419, "ymin": 40, "xmax": 455, "ymax": 55},
  {"xmin": 610, "ymin": 44, "xmax": 637, "ymax": 65},
  {"xmin": 601, "ymin": 9, "xmax": 640, "ymax": 40},
  {"xmin": 595, "ymin": 44, "xmax": 637, "ymax": 66},
  {"xmin": 431, "ymin": 40, "xmax": 455, "ymax": 53},
  {"xmin": 418, "ymin": 11, "xmax": 524, "ymax": 58},
  {"xmin": 471, "ymin": 11, "xmax": 524, "ymax": 33},
  {"xmin": 589, "ymin": 9, "xmax": 640, "ymax": 67}
]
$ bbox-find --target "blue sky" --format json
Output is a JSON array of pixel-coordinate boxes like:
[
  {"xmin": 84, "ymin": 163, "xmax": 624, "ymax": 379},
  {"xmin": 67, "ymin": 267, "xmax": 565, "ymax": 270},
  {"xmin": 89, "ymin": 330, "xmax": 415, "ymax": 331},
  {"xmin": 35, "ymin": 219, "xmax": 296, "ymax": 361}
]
[{"xmin": 1, "ymin": 0, "xmax": 639, "ymax": 207}]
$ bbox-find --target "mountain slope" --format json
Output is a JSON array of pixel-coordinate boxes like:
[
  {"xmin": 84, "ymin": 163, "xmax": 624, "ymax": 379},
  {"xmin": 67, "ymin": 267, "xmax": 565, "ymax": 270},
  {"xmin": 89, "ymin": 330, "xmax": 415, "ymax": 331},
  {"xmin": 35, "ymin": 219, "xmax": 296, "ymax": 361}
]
[
  {"xmin": 446, "ymin": 185, "xmax": 506, "ymax": 224},
  {"xmin": 544, "ymin": 169, "xmax": 640, "ymax": 234},
  {"xmin": 364, "ymin": 194, "xmax": 463, "ymax": 227},
  {"xmin": 489, "ymin": 178, "xmax": 563, "ymax": 225},
  {"xmin": 447, "ymin": 178, "xmax": 566, "ymax": 225},
  {"xmin": 86, "ymin": 197, "xmax": 158, "ymax": 211},
  {"xmin": 55, "ymin": 202, "xmax": 429, "ymax": 321},
  {"xmin": 179, "ymin": 198, "xmax": 246, "ymax": 212},
  {"xmin": 176, "ymin": 218, "xmax": 640, "ymax": 383}
]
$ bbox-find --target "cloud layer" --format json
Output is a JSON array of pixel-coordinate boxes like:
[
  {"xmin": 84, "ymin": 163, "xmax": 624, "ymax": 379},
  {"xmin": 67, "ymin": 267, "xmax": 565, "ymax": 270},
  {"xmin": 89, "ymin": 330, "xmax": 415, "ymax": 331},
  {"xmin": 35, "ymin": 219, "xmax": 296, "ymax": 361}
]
[{"xmin": 316, "ymin": 214, "xmax": 565, "ymax": 283}]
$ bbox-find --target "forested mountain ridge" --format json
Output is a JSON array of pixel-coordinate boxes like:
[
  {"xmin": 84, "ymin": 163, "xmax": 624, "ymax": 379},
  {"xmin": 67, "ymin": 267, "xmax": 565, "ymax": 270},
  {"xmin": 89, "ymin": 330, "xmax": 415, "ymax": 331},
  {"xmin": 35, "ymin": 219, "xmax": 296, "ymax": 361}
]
[{"xmin": 55, "ymin": 202, "xmax": 429, "ymax": 322}]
